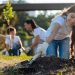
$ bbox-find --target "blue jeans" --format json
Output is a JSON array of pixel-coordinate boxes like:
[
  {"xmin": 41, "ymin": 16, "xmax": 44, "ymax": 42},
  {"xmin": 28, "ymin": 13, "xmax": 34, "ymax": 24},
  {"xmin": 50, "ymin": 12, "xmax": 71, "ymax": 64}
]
[
  {"xmin": 46, "ymin": 37, "xmax": 70, "ymax": 59},
  {"xmin": 8, "ymin": 43, "xmax": 21, "ymax": 56}
]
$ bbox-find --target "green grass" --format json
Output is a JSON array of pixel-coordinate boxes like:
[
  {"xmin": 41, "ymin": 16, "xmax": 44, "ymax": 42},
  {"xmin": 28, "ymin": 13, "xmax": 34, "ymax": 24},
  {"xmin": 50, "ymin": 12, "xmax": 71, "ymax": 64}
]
[
  {"xmin": 0, "ymin": 69, "xmax": 3, "ymax": 75},
  {"xmin": 0, "ymin": 54, "xmax": 32, "ymax": 69},
  {"xmin": 0, "ymin": 54, "xmax": 32, "ymax": 61},
  {"xmin": 0, "ymin": 54, "xmax": 32, "ymax": 75}
]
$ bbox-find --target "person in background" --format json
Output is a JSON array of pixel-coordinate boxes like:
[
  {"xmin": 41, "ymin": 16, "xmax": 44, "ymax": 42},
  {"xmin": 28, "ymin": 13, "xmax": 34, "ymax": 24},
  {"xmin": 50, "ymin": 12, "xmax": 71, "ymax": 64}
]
[
  {"xmin": 5, "ymin": 27, "xmax": 25, "ymax": 56},
  {"xmin": 24, "ymin": 19, "xmax": 46, "ymax": 55}
]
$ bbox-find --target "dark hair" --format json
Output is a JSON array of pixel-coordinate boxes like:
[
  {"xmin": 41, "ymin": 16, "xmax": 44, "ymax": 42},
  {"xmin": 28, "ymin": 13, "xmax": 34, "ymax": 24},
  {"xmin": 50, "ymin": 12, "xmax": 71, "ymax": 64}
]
[
  {"xmin": 24, "ymin": 19, "xmax": 37, "ymax": 29},
  {"xmin": 62, "ymin": 4, "xmax": 75, "ymax": 16},
  {"xmin": 7, "ymin": 27, "xmax": 16, "ymax": 34}
]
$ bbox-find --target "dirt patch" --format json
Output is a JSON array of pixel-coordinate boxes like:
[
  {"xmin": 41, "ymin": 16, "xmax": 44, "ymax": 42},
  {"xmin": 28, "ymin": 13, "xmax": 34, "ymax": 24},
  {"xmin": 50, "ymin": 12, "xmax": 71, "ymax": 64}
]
[
  {"xmin": 16, "ymin": 56, "xmax": 75, "ymax": 75},
  {"xmin": 0, "ymin": 59, "xmax": 22, "ymax": 68}
]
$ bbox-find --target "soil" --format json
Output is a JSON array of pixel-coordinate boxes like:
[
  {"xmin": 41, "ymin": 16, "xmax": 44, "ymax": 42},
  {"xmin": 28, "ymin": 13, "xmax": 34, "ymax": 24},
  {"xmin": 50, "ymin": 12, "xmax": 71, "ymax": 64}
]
[{"xmin": 16, "ymin": 56, "xmax": 75, "ymax": 75}]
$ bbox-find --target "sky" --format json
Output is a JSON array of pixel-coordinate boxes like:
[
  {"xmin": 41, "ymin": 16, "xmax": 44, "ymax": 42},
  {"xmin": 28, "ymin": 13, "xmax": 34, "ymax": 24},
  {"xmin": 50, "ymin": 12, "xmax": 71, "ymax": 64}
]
[
  {"xmin": 0, "ymin": 0, "xmax": 6, "ymax": 4},
  {"xmin": 26, "ymin": 0, "xmax": 75, "ymax": 3},
  {"xmin": 0, "ymin": 0, "xmax": 75, "ymax": 4}
]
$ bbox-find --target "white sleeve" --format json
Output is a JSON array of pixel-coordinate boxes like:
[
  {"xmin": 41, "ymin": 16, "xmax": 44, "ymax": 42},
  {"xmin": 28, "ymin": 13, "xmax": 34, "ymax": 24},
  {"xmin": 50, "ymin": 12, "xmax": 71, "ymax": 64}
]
[
  {"xmin": 33, "ymin": 28, "xmax": 40, "ymax": 37},
  {"xmin": 45, "ymin": 16, "xmax": 65, "ymax": 39},
  {"xmin": 46, "ymin": 23, "xmax": 56, "ymax": 38},
  {"xmin": 55, "ymin": 16, "xmax": 65, "ymax": 26}
]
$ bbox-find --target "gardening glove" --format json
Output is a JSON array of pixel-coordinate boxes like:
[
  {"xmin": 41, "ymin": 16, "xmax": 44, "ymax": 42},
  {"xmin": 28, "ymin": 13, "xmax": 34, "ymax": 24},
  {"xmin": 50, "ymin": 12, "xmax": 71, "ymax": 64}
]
[{"xmin": 24, "ymin": 47, "xmax": 31, "ymax": 53}]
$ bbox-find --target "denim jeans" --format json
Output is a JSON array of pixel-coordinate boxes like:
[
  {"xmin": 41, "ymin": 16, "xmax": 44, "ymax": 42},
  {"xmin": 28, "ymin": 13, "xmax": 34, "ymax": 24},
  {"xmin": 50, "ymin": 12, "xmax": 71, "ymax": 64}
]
[
  {"xmin": 8, "ymin": 43, "xmax": 21, "ymax": 56},
  {"xmin": 46, "ymin": 37, "xmax": 70, "ymax": 59}
]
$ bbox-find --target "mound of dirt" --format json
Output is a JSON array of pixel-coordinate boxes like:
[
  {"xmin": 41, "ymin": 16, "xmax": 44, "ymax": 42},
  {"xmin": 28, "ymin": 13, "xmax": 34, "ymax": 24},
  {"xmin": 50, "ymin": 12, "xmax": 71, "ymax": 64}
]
[{"xmin": 16, "ymin": 56, "xmax": 75, "ymax": 75}]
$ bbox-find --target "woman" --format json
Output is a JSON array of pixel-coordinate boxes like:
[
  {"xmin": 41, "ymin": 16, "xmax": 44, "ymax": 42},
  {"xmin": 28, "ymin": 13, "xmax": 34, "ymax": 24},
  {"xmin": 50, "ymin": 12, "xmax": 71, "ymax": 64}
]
[
  {"xmin": 46, "ymin": 4, "xmax": 75, "ymax": 59},
  {"xmin": 24, "ymin": 19, "xmax": 46, "ymax": 54},
  {"xmin": 5, "ymin": 27, "xmax": 25, "ymax": 56}
]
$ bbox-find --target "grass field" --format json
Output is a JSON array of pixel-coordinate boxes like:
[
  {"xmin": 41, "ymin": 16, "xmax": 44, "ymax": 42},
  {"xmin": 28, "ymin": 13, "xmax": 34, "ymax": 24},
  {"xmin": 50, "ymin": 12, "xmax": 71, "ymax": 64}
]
[
  {"xmin": 0, "ymin": 54, "xmax": 32, "ymax": 67},
  {"xmin": 0, "ymin": 54, "xmax": 31, "ymax": 61},
  {"xmin": 0, "ymin": 54, "xmax": 32, "ymax": 75}
]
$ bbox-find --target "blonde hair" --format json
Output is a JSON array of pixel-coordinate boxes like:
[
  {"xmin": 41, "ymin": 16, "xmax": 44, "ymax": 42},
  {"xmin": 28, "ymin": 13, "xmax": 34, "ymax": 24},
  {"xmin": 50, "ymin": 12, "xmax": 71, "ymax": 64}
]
[{"xmin": 7, "ymin": 27, "xmax": 16, "ymax": 34}]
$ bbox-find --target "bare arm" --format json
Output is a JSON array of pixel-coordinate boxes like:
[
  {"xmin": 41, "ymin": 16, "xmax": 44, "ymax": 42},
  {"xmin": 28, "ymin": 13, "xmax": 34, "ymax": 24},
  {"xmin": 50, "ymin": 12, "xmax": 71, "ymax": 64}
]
[
  {"xmin": 18, "ymin": 38, "xmax": 25, "ymax": 50},
  {"xmin": 30, "ymin": 35, "xmax": 41, "ymax": 49},
  {"xmin": 46, "ymin": 23, "xmax": 61, "ymax": 43}
]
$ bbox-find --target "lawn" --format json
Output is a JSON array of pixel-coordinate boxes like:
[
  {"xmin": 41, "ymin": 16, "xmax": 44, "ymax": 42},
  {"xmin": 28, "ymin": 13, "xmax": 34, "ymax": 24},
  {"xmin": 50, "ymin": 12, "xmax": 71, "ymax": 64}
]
[
  {"xmin": 0, "ymin": 54, "xmax": 32, "ymax": 68},
  {"xmin": 0, "ymin": 54, "xmax": 32, "ymax": 75}
]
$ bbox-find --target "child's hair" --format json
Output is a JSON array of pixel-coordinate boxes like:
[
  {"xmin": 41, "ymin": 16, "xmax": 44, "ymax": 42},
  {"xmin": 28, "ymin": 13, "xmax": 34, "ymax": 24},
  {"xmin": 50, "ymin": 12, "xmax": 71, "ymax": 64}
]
[{"xmin": 7, "ymin": 27, "xmax": 16, "ymax": 34}]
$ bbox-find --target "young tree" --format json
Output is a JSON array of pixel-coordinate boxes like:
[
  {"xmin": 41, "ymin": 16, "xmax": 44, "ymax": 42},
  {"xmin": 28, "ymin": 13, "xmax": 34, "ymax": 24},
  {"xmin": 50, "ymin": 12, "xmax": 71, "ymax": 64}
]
[{"xmin": 3, "ymin": 0, "xmax": 16, "ymax": 27}]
